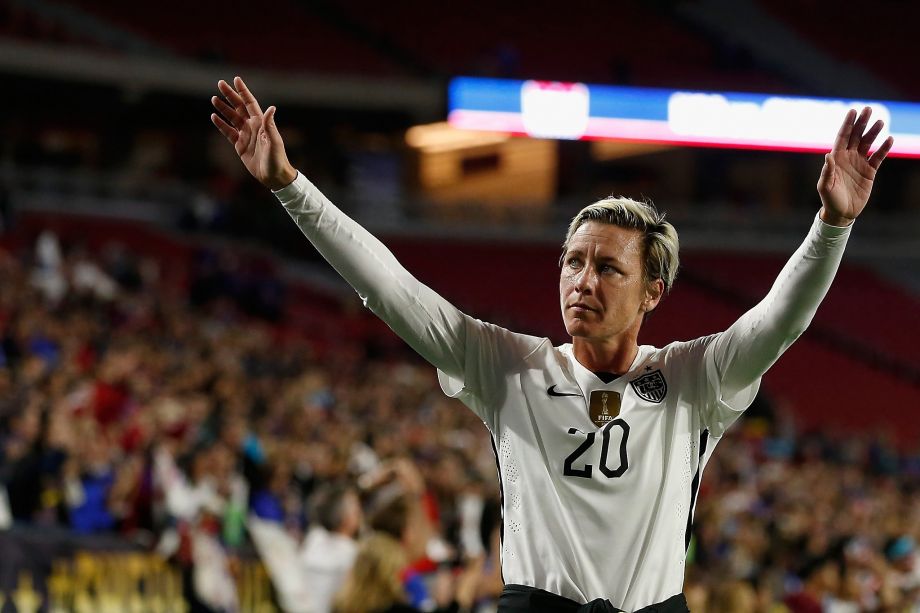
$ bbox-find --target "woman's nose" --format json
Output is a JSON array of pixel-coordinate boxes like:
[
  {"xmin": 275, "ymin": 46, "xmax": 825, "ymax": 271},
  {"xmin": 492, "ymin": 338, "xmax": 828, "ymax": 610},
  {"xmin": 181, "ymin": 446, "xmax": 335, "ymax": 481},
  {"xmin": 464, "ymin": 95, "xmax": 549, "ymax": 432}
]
[{"xmin": 574, "ymin": 266, "xmax": 596, "ymax": 293}]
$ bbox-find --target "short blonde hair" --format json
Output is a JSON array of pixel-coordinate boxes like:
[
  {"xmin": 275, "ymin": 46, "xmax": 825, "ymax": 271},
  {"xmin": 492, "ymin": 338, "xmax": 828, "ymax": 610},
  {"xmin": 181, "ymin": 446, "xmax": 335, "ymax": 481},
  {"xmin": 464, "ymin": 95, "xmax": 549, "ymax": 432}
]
[{"xmin": 562, "ymin": 197, "xmax": 680, "ymax": 293}]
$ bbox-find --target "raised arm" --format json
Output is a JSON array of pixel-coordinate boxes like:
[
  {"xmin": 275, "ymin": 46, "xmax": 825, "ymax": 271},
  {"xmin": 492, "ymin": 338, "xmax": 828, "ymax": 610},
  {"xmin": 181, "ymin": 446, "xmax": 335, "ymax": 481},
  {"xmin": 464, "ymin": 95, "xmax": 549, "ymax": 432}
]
[
  {"xmin": 711, "ymin": 107, "xmax": 893, "ymax": 401},
  {"xmin": 210, "ymin": 77, "xmax": 467, "ymax": 376}
]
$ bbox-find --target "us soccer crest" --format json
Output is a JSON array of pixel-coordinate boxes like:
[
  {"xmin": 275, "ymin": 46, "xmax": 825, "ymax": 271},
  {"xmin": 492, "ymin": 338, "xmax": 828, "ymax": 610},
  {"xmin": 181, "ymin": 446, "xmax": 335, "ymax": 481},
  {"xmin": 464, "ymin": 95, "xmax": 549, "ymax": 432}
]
[{"xmin": 630, "ymin": 370, "xmax": 667, "ymax": 403}]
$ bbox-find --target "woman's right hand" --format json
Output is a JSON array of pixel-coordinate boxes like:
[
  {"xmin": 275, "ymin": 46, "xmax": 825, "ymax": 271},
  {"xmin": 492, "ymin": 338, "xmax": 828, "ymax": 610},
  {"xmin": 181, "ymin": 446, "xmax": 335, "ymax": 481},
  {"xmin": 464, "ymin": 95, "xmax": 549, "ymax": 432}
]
[{"xmin": 211, "ymin": 76, "xmax": 297, "ymax": 191}]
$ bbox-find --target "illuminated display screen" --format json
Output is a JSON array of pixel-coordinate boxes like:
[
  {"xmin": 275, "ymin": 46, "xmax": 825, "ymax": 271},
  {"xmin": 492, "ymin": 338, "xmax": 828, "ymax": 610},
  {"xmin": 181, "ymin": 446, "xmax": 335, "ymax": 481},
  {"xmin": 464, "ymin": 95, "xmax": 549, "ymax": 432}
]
[{"xmin": 448, "ymin": 77, "xmax": 920, "ymax": 157}]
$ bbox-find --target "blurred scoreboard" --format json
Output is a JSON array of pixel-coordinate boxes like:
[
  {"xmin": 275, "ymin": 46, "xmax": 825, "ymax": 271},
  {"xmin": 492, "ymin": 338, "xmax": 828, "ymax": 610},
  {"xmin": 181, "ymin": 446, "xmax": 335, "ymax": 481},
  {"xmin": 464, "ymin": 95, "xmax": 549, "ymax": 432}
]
[{"xmin": 449, "ymin": 77, "xmax": 920, "ymax": 158}]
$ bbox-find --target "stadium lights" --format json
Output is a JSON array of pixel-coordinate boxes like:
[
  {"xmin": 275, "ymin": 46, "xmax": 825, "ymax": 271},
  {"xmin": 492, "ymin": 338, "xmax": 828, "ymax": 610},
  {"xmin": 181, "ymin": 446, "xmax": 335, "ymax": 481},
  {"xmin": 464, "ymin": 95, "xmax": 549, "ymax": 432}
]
[
  {"xmin": 405, "ymin": 122, "xmax": 510, "ymax": 153},
  {"xmin": 448, "ymin": 77, "xmax": 920, "ymax": 158}
]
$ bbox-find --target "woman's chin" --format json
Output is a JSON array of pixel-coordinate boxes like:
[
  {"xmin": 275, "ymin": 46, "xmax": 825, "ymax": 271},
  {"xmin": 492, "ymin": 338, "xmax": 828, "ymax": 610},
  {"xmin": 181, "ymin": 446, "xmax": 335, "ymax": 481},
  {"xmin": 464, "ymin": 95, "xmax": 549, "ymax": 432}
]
[{"xmin": 565, "ymin": 321, "xmax": 594, "ymax": 338}]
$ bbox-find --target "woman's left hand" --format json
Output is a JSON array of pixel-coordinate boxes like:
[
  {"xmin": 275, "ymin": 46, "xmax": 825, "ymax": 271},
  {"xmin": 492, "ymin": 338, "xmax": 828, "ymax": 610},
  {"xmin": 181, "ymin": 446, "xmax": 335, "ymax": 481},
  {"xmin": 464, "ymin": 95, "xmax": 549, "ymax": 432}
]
[{"xmin": 817, "ymin": 106, "xmax": 894, "ymax": 226}]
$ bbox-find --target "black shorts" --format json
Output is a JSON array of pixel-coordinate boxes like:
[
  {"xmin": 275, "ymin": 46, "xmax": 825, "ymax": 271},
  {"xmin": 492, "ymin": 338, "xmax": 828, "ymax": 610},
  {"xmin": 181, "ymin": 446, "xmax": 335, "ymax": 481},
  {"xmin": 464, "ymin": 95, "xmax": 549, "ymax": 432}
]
[{"xmin": 497, "ymin": 584, "xmax": 690, "ymax": 613}]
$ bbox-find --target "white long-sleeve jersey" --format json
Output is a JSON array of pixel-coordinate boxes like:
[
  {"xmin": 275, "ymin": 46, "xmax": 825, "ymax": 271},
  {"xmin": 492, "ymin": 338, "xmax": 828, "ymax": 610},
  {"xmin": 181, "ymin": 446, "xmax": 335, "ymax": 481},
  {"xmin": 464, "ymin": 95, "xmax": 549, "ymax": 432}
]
[{"xmin": 274, "ymin": 173, "xmax": 850, "ymax": 611}]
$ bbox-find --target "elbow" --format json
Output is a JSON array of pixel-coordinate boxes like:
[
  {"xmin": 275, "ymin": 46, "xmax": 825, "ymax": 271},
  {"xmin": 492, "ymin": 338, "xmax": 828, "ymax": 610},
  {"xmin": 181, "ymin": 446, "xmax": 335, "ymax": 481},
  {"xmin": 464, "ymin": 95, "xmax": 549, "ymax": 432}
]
[
  {"xmin": 774, "ymin": 310, "xmax": 815, "ymax": 343},
  {"xmin": 786, "ymin": 316, "xmax": 814, "ymax": 342},
  {"xmin": 786, "ymin": 324, "xmax": 808, "ymax": 342}
]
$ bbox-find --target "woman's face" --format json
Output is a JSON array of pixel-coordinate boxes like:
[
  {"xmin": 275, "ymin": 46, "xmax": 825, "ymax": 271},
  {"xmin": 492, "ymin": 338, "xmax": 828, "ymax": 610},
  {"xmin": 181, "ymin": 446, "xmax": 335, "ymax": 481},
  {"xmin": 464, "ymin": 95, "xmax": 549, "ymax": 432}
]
[{"xmin": 560, "ymin": 222, "xmax": 657, "ymax": 343}]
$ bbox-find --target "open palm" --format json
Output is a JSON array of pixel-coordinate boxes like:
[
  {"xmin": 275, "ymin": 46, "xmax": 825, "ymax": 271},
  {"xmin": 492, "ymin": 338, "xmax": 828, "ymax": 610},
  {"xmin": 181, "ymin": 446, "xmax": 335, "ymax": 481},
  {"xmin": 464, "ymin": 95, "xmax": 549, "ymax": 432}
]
[
  {"xmin": 211, "ymin": 77, "xmax": 296, "ymax": 191},
  {"xmin": 817, "ymin": 107, "xmax": 894, "ymax": 225}
]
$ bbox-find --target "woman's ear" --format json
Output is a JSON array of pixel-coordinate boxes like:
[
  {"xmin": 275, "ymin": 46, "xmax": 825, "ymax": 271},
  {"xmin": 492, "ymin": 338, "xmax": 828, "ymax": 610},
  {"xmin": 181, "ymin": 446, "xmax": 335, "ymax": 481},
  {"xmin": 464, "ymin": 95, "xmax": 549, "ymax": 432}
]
[{"xmin": 644, "ymin": 278, "xmax": 665, "ymax": 312}]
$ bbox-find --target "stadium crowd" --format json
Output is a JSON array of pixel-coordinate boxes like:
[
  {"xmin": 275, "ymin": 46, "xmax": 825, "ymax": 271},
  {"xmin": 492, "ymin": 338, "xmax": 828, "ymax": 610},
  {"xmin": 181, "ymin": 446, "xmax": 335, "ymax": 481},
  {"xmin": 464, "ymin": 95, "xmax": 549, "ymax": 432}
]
[{"xmin": 0, "ymin": 232, "xmax": 918, "ymax": 612}]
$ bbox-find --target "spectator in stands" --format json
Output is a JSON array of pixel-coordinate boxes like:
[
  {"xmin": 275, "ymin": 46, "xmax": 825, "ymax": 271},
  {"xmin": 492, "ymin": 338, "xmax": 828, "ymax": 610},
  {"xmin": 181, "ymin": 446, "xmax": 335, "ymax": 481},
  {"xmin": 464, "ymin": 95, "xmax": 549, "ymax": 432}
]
[
  {"xmin": 884, "ymin": 536, "xmax": 920, "ymax": 607},
  {"xmin": 64, "ymin": 426, "xmax": 118, "ymax": 533},
  {"xmin": 155, "ymin": 441, "xmax": 245, "ymax": 612},
  {"xmin": 296, "ymin": 483, "xmax": 362, "ymax": 613},
  {"xmin": 249, "ymin": 460, "xmax": 298, "ymax": 525},
  {"xmin": 784, "ymin": 555, "xmax": 842, "ymax": 613},
  {"xmin": 107, "ymin": 450, "xmax": 151, "ymax": 533},
  {"xmin": 681, "ymin": 572, "xmax": 709, "ymax": 613},
  {"xmin": 364, "ymin": 460, "xmax": 428, "ymax": 552},
  {"xmin": 0, "ymin": 401, "xmax": 45, "ymax": 521},
  {"xmin": 708, "ymin": 580, "xmax": 756, "ymax": 613},
  {"xmin": 333, "ymin": 532, "xmax": 411, "ymax": 613},
  {"xmin": 333, "ymin": 530, "xmax": 481, "ymax": 613}
]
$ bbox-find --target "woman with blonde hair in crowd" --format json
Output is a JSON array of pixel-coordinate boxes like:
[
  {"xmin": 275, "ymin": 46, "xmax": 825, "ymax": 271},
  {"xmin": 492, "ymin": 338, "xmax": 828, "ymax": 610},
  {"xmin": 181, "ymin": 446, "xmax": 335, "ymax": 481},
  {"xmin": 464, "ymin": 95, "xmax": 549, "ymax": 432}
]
[
  {"xmin": 334, "ymin": 530, "xmax": 483, "ymax": 613},
  {"xmin": 333, "ymin": 532, "xmax": 411, "ymax": 613}
]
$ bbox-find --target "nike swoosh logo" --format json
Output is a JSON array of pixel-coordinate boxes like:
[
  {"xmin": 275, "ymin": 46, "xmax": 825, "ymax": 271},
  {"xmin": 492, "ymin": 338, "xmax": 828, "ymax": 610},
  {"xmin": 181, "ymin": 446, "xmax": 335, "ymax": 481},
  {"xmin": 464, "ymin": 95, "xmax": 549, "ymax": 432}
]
[{"xmin": 547, "ymin": 385, "xmax": 581, "ymax": 397}]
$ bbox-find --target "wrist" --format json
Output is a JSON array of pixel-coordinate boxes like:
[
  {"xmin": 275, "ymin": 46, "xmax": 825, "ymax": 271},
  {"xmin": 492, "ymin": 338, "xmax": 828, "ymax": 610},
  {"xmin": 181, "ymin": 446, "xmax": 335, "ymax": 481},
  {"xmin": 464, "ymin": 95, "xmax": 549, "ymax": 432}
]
[
  {"xmin": 819, "ymin": 207, "xmax": 854, "ymax": 228},
  {"xmin": 266, "ymin": 165, "xmax": 298, "ymax": 191}
]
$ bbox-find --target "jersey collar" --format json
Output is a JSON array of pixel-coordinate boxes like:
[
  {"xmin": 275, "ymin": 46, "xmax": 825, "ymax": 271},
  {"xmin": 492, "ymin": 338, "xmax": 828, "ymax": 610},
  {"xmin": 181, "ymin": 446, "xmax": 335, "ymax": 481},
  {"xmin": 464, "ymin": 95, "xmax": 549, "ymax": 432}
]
[{"xmin": 559, "ymin": 343, "xmax": 653, "ymax": 397}]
